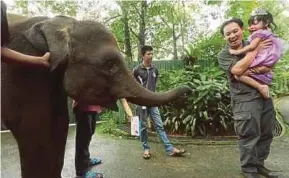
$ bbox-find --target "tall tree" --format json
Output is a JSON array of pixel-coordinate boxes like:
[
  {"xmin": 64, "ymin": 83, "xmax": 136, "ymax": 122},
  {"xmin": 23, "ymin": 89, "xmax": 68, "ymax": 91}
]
[
  {"xmin": 13, "ymin": 0, "xmax": 78, "ymax": 17},
  {"xmin": 120, "ymin": 1, "xmax": 133, "ymax": 62},
  {"xmin": 148, "ymin": 1, "xmax": 184, "ymax": 60},
  {"xmin": 137, "ymin": 0, "xmax": 147, "ymax": 60}
]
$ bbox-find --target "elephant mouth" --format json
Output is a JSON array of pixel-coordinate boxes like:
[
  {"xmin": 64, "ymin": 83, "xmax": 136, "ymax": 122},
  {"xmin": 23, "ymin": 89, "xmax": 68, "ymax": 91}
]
[
  {"xmin": 93, "ymin": 92, "xmax": 118, "ymax": 111},
  {"xmin": 102, "ymin": 97, "xmax": 118, "ymax": 111},
  {"xmin": 70, "ymin": 91, "xmax": 118, "ymax": 111}
]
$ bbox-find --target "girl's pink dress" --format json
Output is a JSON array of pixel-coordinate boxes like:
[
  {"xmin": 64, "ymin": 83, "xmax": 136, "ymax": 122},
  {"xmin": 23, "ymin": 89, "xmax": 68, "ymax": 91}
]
[{"xmin": 248, "ymin": 29, "xmax": 283, "ymax": 85}]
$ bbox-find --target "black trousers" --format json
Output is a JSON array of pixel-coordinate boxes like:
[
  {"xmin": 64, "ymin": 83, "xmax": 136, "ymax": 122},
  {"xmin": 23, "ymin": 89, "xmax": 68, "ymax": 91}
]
[
  {"xmin": 232, "ymin": 98, "xmax": 276, "ymax": 173},
  {"xmin": 74, "ymin": 107, "xmax": 98, "ymax": 176}
]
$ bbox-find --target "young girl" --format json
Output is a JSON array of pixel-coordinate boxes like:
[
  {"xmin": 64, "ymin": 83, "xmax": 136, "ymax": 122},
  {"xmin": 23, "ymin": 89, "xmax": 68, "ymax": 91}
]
[
  {"xmin": 1, "ymin": 1, "xmax": 50, "ymax": 67},
  {"xmin": 229, "ymin": 8, "xmax": 283, "ymax": 98}
]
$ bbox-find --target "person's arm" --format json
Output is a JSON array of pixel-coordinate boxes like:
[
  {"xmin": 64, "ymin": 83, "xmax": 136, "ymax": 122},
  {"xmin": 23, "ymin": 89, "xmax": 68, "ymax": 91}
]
[
  {"xmin": 242, "ymin": 66, "xmax": 272, "ymax": 76},
  {"xmin": 250, "ymin": 66, "xmax": 271, "ymax": 74},
  {"xmin": 231, "ymin": 39, "xmax": 272, "ymax": 76},
  {"xmin": 1, "ymin": 1, "xmax": 50, "ymax": 67},
  {"xmin": 132, "ymin": 67, "xmax": 140, "ymax": 82},
  {"xmin": 1, "ymin": 47, "xmax": 50, "ymax": 67},
  {"xmin": 218, "ymin": 47, "xmax": 257, "ymax": 76},
  {"xmin": 229, "ymin": 37, "xmax": 262, "ymax": 55},
  {"xmin": 231, "ymin": 50, "xmax": 258, "ymax": 75},
  {"xmin": 217, "ymin": 50, "xmax": 236, "ymax": 74}
]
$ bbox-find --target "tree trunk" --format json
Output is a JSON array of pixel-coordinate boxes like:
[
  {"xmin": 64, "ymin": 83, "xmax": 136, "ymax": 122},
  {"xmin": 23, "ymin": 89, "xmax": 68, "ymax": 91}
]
[
  {"xmin": 138, "ymin": 0, "xmax": 147, "ymax": 60},
  {"xmin": 181, "ymin": 1, "xmax": 186, "ymax": 50},
  {"xmin": 172, "ymin": 23, "xmax": 178, "ymax": 60},
  {"xmin": 121, "ymin": 2, "xmax": 133, "ymax": 62}
]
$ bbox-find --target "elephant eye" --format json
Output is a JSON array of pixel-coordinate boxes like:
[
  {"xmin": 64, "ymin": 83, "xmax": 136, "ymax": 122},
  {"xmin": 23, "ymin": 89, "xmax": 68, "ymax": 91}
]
[
  {"xmin": 105, "ymin": 60, "xmax": 118, "ymax": 74},
  {"xmin": 105, "ymin": 60, "xmax": 114, "ymax": 68}
]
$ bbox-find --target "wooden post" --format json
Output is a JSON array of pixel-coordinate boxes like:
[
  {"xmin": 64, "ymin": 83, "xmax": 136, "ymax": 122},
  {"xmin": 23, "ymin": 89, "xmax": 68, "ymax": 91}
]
[
  {"xmin": 120, "ymin": 99, "xmax": 151, "ymax": 128},
  {"xmin": 120, "ymin": 98, "xmax": 133, "ymax": 122}
]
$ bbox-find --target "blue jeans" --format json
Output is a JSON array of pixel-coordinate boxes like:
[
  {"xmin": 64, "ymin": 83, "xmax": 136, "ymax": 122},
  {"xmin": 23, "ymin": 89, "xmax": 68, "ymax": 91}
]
[{"xmin": 137, "ymin": 106, "xmax": 174, "ymax": 153}]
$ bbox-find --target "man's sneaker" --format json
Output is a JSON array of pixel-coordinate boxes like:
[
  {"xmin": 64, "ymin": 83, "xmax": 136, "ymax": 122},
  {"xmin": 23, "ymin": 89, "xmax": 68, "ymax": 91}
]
[
  {"xmin": 242, "ymin": 172, "xmax": 260, "ymax": 178},
  {"xmin": 257, "ymin": 166, "xmax": 279, "ymax": 178}
]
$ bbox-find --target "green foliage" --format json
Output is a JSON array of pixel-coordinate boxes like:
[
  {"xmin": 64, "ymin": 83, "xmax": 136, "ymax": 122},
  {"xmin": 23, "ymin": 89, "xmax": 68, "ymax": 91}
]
[
  {"xmin": 11, "ymin": 0, "xmax": 289, "ymax": 63},
  {"xmin": 185, "ymin": 32, "xmax": 225, "ymax": 71},
  {"xmin": 272, "ymin": 50, "xmax": 289, "ymax": 97},
  {"xmin": 157, "ymin": 69, "xmax": 184, "ymax": 91},
  {"xmin": 13, "ymin": 0, "xmax": 78, "ymax": 17},
  {"xmin": 226, "ymin": 0, "xmax": 260, "ymax": 39},
  {"xmin": 39, "ymin": 1, "xmax": 78, "ymax": 17},
  {"xmin": 159, "ymin": 67, "xmax": 233, "ymax": 137},
  {"xmin": 14, "ymin": 1, "xmax": 29, "ymax": 15},
  {"xmin": 98, "ymin": 100, "xmax": 128, "ymax": 134},
  {"xmin": 259, "ymin": 0, "xmax": 289, "ymax": 41},
  {"xmin": 158, "ymin": 40, "xmax": 233, "ymax": 136},
  {"xmin": 98, "ymin": 111, "xmax": 119, "ymax": 134},
  {"xmin": 226, "ymin": 0, "xmax": 259, "ymax": 20},
  {"xmin": 98, "ymin": 118, "xmax": 117, "ymax": 134},
  {"xmin": 110, "ymin": 19, "xmax": 125, "ymax": 50}
]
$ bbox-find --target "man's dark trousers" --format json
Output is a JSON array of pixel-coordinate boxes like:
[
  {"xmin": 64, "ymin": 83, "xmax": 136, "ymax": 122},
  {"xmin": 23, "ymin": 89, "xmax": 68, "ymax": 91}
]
[
  {"xmin": 74, "ymin": 107, "xmax": 98, "ymax": 176},
  {"xmin": 232, "ymin": 98, "xmax": 276, "ymax": 173}
]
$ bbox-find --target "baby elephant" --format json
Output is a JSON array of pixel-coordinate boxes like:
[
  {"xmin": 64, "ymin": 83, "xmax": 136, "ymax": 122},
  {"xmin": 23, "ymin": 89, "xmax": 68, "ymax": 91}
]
[{"xmin": 1, "ymin": 15, "xmax": 191, "ymax": 178}]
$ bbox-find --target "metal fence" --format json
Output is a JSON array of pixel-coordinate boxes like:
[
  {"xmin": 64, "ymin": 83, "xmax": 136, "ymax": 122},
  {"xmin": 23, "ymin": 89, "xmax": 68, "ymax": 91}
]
[{"xmin": 127, "ymin": 60, "xmax": 184, "ymax": 70}]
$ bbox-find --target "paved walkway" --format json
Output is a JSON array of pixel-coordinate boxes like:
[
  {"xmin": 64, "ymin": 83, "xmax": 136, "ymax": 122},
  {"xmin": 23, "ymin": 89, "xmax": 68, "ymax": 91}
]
[
  {"xmin": 2, "ymin": 96, "xmax": 289, "ymax": 178},
  {"xmin": 1, "ymin": 125, "xmax": 289, "ymax": 178}
]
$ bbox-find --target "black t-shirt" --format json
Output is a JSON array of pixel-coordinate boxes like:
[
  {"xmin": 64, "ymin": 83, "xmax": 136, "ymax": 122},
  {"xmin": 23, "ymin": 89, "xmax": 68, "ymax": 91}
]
[
  {"xmin": 1, "ymin": 1, "xmax": 10, "ymax": 46},
  {"xmin": 217, "ymin": 43, "xmax": 261, "ymax": 103},
  {"xmin": 133, "ymin": 64, "xmax": 159, "ymax": 92}
]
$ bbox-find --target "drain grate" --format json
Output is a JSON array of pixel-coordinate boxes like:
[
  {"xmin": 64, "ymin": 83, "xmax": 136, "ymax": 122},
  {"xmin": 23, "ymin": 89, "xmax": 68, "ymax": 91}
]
[
  {"xmin": 274, "ymin": 109, "xmax": 285, "ymax": 138},
  {"xmin": 274, "ymin": 119, "xmax": 283, "ymax": 137},
  {"xmin": 117, "ymin": 124, "xmax": 131, "ymax": 133}
]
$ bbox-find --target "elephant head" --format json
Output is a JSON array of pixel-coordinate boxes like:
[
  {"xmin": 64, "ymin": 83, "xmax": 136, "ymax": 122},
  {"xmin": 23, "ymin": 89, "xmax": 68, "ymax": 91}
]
[{"xmin": 24, "ymin": 16, "xmax": 191, "ymax": 109}]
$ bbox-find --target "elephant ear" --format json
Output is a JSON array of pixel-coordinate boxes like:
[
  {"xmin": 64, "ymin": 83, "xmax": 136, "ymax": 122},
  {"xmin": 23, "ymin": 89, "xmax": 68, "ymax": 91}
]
[
  {"xmin": 24, "ymin": 16, "xmax": 75, "ymax": 71},
  {"xmin": 24, "ymin": 16, "xmax": 76, "ymax": 116}
]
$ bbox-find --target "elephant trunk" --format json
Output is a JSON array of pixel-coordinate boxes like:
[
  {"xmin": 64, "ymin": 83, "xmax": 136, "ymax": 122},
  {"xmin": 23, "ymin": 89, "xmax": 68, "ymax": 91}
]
[
  {"xmin": 126, "ymin": 85, "xmax": 191, "ymax": 106},
  {"xmin": 113, "ymin": 69, "xmax": 191, "ymax": 106}
]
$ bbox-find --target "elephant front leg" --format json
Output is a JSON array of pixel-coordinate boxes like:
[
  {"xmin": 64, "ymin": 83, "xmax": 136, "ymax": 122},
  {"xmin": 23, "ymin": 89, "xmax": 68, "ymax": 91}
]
[
  {"xmin": 10, "ymin": 113, "xmax": 69, "ymax": 178},
  {"xmin": 52, "ymin": 114, "xmax": 69, "ymax": 177}
]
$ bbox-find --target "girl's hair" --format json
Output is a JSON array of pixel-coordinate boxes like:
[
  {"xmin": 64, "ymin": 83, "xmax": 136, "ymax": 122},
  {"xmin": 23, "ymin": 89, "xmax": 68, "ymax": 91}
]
[{"xmin": 248, "ymin": 8, "xmax": 277, "ymax": 31}]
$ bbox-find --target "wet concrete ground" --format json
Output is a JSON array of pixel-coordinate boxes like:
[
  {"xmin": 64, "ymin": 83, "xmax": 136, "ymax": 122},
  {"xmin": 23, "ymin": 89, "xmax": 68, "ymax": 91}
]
[
  {"xmin": 1, "ymin": 125, "xmax": 289, "ymax": 178},
  {"xmin": 2, "ymin": 96, "xmax": 289, "ymax": 178}
]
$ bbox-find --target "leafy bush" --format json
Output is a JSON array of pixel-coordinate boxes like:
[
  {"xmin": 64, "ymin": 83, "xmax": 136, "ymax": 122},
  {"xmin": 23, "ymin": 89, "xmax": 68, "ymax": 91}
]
[
  {"xmin": 158, "ymin": 65, "xmax": 234, "ymax": 137},
  {"xmin": 156, "ymin": 29, "xmax": 235, "ymax": 137},
  {"xmin": 157, "ymin": 27, "xmax": 288, "ymax": 137},
  {"xmin": 271, "ymin": 50, "xmax": 289, "ymax": 97},
  {"xmin": 98, "ymin": 110, "xmax": 119, "ymax": 134}
]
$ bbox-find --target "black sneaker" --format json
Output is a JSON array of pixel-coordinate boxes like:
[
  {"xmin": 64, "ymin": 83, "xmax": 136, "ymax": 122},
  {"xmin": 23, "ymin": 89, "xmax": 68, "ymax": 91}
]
[
  {"xmin": 242, "ymin": 172, "xmax": 260, "ymax": 178},
  {"xmin": 257, "ymin": 166, "xmax": 278, "ymax": 178}
]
